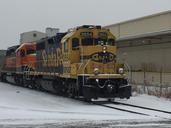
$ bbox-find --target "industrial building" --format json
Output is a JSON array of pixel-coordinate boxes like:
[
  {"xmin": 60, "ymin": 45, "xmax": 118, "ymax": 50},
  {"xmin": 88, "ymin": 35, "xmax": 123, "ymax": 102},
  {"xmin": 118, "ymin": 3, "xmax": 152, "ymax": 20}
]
[
  {"xmin": 20, "ymin": 31, "xmax": 46, "ymax": 44},
  {"xmin": 105, "ymin": 10, "xmax": 171, "ymax": 86},
  {"xmin": 20, "ymin": 28, "xmax": 59, "ymax": 44}
]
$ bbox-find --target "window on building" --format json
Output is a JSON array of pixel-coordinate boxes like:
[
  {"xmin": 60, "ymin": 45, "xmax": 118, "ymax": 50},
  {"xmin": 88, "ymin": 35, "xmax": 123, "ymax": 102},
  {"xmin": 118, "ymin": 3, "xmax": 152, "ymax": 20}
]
[{"xmin": 33, "ymin": 33, "xmax": 37, "ymax": 37}]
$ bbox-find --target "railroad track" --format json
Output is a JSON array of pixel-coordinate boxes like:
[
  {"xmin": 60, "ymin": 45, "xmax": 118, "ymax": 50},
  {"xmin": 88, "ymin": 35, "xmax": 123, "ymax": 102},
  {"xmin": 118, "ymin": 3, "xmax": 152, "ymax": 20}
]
[
  {"xmin": 88, "ymin": 100, "xmax": 171, "ymax": 119},
  {"xmin": 76, "ymin": 98, "xmax": 150, "ymax": 116},
  {"xmin": 111, "ymin": 101, "xmax": 171, "ymax": 115},
  {"xmin": 91, "ymin": 101, "xmax": 149, "ymax": 116}
]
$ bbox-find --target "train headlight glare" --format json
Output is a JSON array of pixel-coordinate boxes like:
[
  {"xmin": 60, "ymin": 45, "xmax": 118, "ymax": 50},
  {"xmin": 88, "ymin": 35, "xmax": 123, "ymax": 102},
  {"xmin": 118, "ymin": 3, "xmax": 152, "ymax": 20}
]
[
  {"xmin": 118, "ymin": 68, "xmax": 124, "ymax": 74},
  {"xmin": 103, "ymin": 46, "xmax": 107, "ymax": 50},
  {"xmin": 94, "ymin": 68, "xmax": 99, "ymax": 75},
  {"xmin": 103, "ymin": 46, "xmax": 107, "ymax": 53},
  {"xmin": 107, "ymin": 84, "xmax": 113, "ymax": 93}
]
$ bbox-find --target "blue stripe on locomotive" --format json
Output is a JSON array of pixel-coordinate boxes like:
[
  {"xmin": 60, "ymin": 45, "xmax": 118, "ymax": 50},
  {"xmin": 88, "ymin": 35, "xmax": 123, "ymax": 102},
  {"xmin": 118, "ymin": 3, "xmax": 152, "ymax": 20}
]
[{"xmin": 36, "ymin": 33, "xmax": 66, "ymax": 74}]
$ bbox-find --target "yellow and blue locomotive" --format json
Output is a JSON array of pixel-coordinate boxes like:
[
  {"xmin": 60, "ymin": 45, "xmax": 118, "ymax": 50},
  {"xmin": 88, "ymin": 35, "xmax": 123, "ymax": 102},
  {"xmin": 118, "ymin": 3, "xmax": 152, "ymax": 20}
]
[{"xmin": 34, "ymin": 25, "xmax": 131, "ymax": 100}]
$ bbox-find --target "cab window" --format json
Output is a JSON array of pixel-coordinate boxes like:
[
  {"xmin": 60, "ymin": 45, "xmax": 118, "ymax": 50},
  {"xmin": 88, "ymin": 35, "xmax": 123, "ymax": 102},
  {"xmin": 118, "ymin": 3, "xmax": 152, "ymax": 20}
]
[
  {"xmin": 20, "ymin": 50, "xmax": 25, "ymax": 57},
  {"xmin": 94, "ymin": 38, "xmax": 107, "ymax": 45},
  {"xmin": 108, "ymin": 39, "xmax": 115, "ymax": 45},
  {"xmin": 64, "ymin": 41, "xmax": 68, "ymax": 52},
  {"xmin": 82, "ymin": 38, "xmax": 93, "ymax": 46},
  {"xmin": 72, "ymin": 38, "xmax": 79, "ymax": 50},
  {"xmin": 27, "ymin": 49, "xmax": 35, "ymax": 55}
]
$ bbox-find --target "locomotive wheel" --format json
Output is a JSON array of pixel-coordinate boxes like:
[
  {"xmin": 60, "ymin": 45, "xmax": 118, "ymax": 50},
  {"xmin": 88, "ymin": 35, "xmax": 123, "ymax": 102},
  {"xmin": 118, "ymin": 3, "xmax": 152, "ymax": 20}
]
[
  {"xmin": 1, "ymin": 74, "xmax": 7, "ymax": 82},
  {"xmin": 126, "ymin": 96, "xmax": 130, "ymax": 99},
  {"xmin": 108, "ymin": 98, "xmax": 115, "ymax": 102},
  {"xmin": 52, "ymin": 80, "xmax": 64, "ymax": 95},
  {"xmin": 68, "ymin": 83, "xmax": 75, "ymax": 98},
  {"xmin": 35, "ymin": 79, "xmax": 44, "ymax": 91},
  {"xmin": 15, "ymin": 76, "xmax": 23, "ymax": 86},
  {"xmin": 23, "ymin": 78, "xmax": 28, "ymax": 88},
  {"xmin": 30, "ymin": 81, "xmax": 37, "ymax": 89},
  {"xmin": 84, "ymin": 98, "xmax": 92, "ymax": 102}
]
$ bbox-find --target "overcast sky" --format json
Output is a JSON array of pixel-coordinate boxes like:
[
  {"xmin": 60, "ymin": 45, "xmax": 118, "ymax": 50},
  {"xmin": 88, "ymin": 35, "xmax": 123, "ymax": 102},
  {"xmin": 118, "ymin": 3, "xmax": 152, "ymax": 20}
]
[{"xmin": 0, "ymin": 0, "xmax": 171, "ymax": 49}]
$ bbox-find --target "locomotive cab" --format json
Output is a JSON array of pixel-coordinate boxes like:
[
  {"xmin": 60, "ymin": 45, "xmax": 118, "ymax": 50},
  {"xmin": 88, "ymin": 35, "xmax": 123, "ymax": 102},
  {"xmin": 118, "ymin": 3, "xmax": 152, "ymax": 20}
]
[{"xmin": 16, "ymin": 43, "xmax": 36, "ymax": 72}]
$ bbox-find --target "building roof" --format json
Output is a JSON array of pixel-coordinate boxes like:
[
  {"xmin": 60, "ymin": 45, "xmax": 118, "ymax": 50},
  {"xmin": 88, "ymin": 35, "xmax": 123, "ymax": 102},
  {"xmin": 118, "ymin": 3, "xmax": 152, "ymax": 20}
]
[
  {"xmin": 20, "ymin": 30, "xmax": 46, "ymax": 35},
  {"xmin": 104, "ymin": 10, "xmax": 171, "ymax": 41},
  {"xmin": 104, "ymin": 10, "xmax": 171, "ymax": 28}
]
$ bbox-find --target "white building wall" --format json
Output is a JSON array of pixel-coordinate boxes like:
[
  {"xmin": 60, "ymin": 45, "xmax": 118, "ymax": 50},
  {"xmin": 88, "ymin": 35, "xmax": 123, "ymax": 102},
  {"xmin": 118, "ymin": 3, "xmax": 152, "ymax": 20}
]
[
  {"xmin": 105, "ymin": 11, "xmax": 171, "ymax": 86},
  {"xmin": 20, "ymin": 31, "xmax": 46, "ymax": 44}
]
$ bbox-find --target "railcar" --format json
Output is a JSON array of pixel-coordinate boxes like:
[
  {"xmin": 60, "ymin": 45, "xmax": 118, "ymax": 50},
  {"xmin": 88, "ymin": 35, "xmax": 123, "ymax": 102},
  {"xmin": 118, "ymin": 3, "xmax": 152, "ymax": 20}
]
[{"xmin": 1, "ymin": 45, "xmax": 19, "ymax": 83}]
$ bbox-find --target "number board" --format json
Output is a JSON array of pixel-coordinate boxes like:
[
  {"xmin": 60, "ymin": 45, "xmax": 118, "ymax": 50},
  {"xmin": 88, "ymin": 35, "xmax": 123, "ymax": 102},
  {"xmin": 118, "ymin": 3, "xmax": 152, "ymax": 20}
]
[
  {"xmin": 99, "ymin": 32, "xmax": 107, "ymax": 38},
  {"xmin": 80, "ymin": 32, "xmax": 93, "ymax": 37},
  {"xmin": 91, "ymin": 52, "xmax": 115, "ymax": 63}
]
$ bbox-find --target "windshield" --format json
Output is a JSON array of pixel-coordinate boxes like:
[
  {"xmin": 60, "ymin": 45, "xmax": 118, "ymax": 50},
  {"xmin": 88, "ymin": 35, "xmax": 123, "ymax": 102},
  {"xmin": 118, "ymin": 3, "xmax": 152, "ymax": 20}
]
[
  {"xmin": 81, "ymin": 38, "xmax": 115, "ymax": 46},
  {"xmin": 81, "ymin": 38, "xmax": 93, "ymax": 46},
  {"xmin": 27, "ymin": 49, "xmax": 35, "ymax": 55},
  {"xmin": 94, "ymin": 38, "xmax": 107, "ymax": 45}
]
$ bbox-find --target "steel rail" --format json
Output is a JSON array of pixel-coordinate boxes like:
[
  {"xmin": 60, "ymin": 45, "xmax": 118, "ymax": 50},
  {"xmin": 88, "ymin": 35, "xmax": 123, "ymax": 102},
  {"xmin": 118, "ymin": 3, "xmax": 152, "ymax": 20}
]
[{"xmin": 111, "ymin": 101, "xmax": 171, "ymax": 115}]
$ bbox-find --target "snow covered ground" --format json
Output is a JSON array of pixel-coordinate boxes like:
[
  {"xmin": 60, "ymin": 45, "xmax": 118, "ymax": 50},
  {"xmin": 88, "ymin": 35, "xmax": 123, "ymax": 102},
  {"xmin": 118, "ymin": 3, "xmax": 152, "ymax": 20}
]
[{"xmin": 0, "ymin": 82, "xmax": 170, "ymax": 127}]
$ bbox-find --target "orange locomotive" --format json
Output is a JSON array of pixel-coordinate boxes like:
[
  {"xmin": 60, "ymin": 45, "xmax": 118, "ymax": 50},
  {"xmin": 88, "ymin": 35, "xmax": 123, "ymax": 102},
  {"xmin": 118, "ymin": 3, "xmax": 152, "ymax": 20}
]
[
  {"xmin": 1, "ymin": 43, "xmax": 36, "ymax": 85},
  {"xmin": 3, "ymin": 45, "xmax": 19, "ymax": 72},
  {"xmin": 1, "ymin": 45, "xmax": 19, "ymax": 83},
  {"xmin": 16, "ymin": 42, "xmax": 36, "ymax": 72}
]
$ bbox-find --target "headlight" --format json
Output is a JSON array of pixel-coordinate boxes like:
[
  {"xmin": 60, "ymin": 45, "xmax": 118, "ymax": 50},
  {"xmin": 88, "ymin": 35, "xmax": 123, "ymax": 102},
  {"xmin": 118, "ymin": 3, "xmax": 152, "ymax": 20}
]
[
  {"xmin": 103, "ymin": 46, "xmax": 107, "ymax": 50},
  {"xmin": 94, "ymin": 68, "xmax": 99, "ymax": 75},
  {"xmin": 103, "ymin": 46, "xmax": 107, "ymax": 53},
  {"xmin": 118, "ymin": 68, "xmax": 124, "ymax": 74}
]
